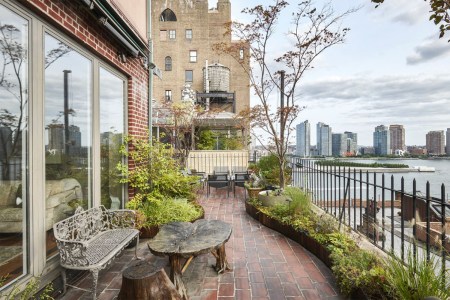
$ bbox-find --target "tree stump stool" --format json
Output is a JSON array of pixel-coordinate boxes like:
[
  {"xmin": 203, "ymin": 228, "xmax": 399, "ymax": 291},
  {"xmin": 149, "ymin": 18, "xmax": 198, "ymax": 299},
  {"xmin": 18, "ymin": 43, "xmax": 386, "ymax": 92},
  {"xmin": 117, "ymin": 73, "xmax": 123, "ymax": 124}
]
[{"xmin": 118, "ymin": 260, "xmax": 182, "ymax": 300}]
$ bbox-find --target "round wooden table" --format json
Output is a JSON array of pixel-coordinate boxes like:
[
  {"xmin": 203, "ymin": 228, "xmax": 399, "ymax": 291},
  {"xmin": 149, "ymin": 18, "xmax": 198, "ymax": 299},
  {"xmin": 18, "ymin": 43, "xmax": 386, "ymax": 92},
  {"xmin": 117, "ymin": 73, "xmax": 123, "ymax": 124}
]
[{"xmin": 147, "ymin": 219, "xmax": 232, "ymax": 299}]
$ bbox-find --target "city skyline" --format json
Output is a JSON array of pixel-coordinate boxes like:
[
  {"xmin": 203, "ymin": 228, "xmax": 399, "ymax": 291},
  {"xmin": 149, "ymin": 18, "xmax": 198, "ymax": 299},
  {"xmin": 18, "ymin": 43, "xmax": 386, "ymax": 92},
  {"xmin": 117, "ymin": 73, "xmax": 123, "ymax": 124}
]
[{"xmin": 230, "ymin": 0, "xmax": 450, "ymax": 146}]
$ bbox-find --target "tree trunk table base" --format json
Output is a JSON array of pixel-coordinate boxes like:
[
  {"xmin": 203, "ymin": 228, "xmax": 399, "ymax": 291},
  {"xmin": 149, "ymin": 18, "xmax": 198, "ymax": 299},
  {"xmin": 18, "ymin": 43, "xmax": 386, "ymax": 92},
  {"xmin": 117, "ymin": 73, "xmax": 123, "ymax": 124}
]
[
  {"xmin": 118, "ymin": 260, "xmax": 182, "ymax": 300},
  {"xmin": 148, "ymin": 219, "xmax": 233, "ymax": 299},
  {"xmin": 212, "ymin": 243, "xmax": 232, "ymax": 273}
]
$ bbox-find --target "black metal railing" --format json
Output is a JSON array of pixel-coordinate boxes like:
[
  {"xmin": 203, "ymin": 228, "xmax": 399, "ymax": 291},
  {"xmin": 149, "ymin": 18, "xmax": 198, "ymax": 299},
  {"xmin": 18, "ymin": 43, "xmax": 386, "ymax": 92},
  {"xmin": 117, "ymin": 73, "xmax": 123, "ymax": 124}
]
[{"xmin": 290, "ymin": 157, "xmax": 449, "ymax": 279}]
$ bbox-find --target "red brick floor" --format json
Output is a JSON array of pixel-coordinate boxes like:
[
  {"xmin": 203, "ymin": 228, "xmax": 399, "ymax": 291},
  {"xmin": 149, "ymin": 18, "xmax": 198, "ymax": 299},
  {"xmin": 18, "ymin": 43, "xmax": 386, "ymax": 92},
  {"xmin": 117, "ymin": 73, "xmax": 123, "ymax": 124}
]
[{"xmin": 57, "ymin": 187, "xmax": 342, "ymax": 300}]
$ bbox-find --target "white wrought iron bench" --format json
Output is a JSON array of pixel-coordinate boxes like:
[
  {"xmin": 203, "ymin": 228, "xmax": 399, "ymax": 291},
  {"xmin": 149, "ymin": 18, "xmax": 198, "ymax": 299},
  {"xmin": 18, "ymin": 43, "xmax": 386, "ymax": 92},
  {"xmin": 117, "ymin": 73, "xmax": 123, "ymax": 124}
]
[{"xmin": 53, "ymin": 205, "xmax": 139, "ymax": 299}]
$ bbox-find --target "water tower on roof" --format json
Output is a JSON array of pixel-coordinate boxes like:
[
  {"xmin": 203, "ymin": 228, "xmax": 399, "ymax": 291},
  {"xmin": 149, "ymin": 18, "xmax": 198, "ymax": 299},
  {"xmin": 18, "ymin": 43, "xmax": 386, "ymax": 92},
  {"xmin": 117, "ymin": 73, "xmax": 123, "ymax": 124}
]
[{"xmin": 203, "ymin": 63, "xmax": 230, "ymax": 92}]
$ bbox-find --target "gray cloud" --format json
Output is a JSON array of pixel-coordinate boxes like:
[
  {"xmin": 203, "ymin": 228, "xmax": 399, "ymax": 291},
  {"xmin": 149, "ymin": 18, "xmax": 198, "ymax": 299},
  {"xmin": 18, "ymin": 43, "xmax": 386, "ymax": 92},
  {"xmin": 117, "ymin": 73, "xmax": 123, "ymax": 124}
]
[
  {"xmin": 407, "ymin": 39, "xmax": 450, "ymax": 65},
  {"xmin": 297, "ymin": 74, "xmax": 450, "ymax": 144}
]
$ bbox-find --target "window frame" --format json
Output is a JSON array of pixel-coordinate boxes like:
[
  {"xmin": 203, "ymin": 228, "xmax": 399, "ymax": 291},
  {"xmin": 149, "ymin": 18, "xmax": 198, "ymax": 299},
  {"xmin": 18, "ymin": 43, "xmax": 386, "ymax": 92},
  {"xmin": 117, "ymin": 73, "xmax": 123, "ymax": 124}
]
[
  {"xmin": 189, "ymin": 50, "xmax": 197, "ymax": 63},
  {"xmin": 165, "ymin": 90, "xmax": 172, "ymax": 101},
  {"xmin": 185, "ymin": 70, "xmax": 193, "ymax": 83},
  {"xmin": 165, "ymin": 56, "xmax": 172, "ymax": 71},
  {"xmin": 0, "ymin": 0, "xmax": 129, "ymax": 286},
  {"xmin": 185, "ymin": 29, "xmax": 192, "ymax": 39},
  {"xmin": 169, "ymin": 29, "xmax": 176, "ymax": 40}
]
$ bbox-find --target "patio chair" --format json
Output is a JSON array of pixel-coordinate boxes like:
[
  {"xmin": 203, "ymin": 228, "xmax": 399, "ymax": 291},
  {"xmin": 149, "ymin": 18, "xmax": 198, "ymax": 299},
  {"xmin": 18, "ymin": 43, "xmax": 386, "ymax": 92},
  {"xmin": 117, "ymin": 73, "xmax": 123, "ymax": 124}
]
[
  {"xmin": 207, "ymin": 174, "xmax": 230, "ymax": 197},
  {"xmin": 189, "ymin": 170, "xmax": 206, "ymax": 188},
  {"xmin": 233, "ymin": 173, "xmax": 249, "ymax": 198},
  {"xmin": 213, "ymin": 166, "xmax": 229, "ymax": 175},
  {"xmin": 232, "ymin": 166, "xmax": 248, "ymax": 174}
]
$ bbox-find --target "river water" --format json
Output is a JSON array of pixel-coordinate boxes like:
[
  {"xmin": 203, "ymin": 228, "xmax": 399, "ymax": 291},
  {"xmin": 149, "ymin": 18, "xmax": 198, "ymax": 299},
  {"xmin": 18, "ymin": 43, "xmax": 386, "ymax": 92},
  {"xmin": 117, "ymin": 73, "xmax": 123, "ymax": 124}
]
[{"xmin": 344, "ymin": 158, "xmax": 450, "ymax": 199}]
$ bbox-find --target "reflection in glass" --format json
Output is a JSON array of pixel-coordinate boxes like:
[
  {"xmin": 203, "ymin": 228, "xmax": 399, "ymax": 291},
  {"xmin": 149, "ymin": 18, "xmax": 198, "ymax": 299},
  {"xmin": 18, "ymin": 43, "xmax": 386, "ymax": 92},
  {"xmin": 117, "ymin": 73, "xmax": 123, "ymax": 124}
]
[
  {"xmin": 0, "ymin": 4, "xmax": 28, "ymax": 286},
  {"xmin": 44, "ymin": 33, "xmax": 91, "ymax": 257},
  {"xmin": 99, "ymin": 68, "xmax": 125, "ymax": 209}
]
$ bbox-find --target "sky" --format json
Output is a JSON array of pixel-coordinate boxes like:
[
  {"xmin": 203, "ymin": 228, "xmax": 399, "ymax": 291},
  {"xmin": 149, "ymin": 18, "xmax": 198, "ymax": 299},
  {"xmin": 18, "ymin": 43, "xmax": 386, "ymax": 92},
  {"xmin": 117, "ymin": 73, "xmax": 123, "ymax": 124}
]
[{"xmin": 218, "ymin": 0, "xmax": 450, "ymax": 146}]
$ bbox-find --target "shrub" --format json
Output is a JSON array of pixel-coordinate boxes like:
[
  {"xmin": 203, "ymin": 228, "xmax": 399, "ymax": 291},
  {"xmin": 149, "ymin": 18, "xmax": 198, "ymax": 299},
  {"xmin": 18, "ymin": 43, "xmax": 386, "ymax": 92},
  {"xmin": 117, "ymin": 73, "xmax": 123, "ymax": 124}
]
[
  {"xmin": 384, "ymin": 246, "xmax": 450, "ymax": 300},
  {"xmin": 256, "ymin": 154, "xmax": 291, "ymax": 186},
  {"xmin": 141, "ymin": 198, "xmax": 203, "ymax": 227}
]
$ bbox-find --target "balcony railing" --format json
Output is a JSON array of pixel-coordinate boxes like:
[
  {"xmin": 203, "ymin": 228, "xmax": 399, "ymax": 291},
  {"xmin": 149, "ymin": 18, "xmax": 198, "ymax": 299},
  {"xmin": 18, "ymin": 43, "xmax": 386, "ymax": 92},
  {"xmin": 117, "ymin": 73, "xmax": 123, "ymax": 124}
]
[{"xmin": 290, "ymin": 157, "xmax": 449, "ymax": 280}]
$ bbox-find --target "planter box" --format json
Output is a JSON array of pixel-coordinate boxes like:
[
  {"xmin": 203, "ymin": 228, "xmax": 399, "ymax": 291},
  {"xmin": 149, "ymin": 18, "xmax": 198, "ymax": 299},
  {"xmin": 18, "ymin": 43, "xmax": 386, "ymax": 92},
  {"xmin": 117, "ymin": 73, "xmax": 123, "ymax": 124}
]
[{"xmin": 245, "ymin": 202, "xmax": 332, "ymax": 267}]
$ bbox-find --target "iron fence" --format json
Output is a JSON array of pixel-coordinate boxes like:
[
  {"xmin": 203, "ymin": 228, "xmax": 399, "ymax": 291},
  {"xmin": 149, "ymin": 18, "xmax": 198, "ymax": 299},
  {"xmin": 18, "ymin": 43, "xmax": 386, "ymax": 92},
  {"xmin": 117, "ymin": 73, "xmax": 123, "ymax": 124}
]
[{"xmin": 290, "ymin": 157, "xmax": 449, "ymax": 279}]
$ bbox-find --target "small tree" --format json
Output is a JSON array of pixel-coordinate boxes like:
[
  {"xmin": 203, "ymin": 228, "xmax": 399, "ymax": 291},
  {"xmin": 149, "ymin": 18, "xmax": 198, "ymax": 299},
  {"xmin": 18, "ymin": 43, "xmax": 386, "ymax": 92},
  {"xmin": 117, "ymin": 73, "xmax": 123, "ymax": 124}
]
[{"xmin": 214, "ymin": 0, "xmax": 355, "ymax": 188}]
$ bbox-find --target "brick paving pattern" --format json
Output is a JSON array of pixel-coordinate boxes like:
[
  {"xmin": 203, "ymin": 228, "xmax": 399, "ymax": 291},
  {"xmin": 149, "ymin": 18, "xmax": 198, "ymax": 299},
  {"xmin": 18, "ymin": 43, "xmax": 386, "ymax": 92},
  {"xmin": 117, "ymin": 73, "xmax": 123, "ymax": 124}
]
[{"xmin": 58, "ymin": 187, "xmax": 342, "ymax": 299}]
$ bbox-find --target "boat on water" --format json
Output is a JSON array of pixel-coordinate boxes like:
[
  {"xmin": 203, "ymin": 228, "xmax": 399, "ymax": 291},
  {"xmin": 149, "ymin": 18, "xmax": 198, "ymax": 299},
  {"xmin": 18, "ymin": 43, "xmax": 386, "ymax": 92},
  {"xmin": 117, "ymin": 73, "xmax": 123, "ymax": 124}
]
[{"xmin": 413, "ymin": 166, "xmax": 435, "ymax": 172}]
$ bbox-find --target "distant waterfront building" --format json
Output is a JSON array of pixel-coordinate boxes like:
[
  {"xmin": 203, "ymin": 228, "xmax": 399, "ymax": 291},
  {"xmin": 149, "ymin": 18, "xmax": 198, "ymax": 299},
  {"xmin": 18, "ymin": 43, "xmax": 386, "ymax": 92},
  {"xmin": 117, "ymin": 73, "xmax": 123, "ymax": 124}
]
[
  {"xmin": 332, "ymin": 133, "xmax": 347, "ymax": 156},
  {"xmin": 426, "ymin": 130, "xmax": 445, "ymax": 155},
  {"xmin": 344, "ymin": 131, "xmax": 358, "ymax": 156},
  {"xmin": 317, "ymin": 122, "xmax": 332, "ymax": 156},
  {"xmin": 446, "ymin": 128, "xmax": 450, "ymax": 155},
  {"xmin": 389, "ymin": 124, "xmax": 406, "ymax": 152},
  {"xmin": 360, "ymin": 146, "xmax": 374, "ymax": 155},
  {"xmin": 373, "ymin": 125, "xmax": 391, "ymax": 155},
  {"xmin": 310, "ymin": 145, "xmax": 319, "ymax": 157},
  {"xmin": 407, "ymin": 146, "xmax": 427, "ymax": 156},
  {"xmin": 48, "ymin": 124, "xmax": 65, "ymax": 152},
  {"xmin": 296, "ymin": 120, "xmax": 310, "ymax": 157}
]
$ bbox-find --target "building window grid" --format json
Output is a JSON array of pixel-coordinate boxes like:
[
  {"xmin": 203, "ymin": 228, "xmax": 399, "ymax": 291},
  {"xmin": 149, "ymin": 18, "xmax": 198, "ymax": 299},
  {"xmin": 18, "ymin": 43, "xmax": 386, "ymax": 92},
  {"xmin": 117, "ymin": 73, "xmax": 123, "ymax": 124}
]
[
  {"xmin": 165, "ymin": 90, "xmax": 172, "ymax": 101},
  {"xmin": 185, "ymin": 70, "xmax": 193, "ymax": 83},
  {"xmin": 185, "ymin": 29, "xmax": 192, "ymax": 39},
  {"xmin": 165, "ymin": 56, "xmax": 172, "ymax": 71},
  {"xmin": 189, "ymin": 50, "xmax": 197, "ymax": 63},
  {"xmin": 169, "ymin": 30, "xmax": 176, "ymax": 39}
]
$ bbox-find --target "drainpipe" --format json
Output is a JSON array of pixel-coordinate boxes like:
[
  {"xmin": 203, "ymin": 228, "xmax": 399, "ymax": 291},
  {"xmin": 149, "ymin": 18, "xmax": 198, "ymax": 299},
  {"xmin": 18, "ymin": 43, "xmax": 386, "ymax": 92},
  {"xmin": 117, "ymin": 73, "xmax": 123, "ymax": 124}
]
[{"xmin": 147, "ymin": 0, "xmax": 153, "ymax": 145}]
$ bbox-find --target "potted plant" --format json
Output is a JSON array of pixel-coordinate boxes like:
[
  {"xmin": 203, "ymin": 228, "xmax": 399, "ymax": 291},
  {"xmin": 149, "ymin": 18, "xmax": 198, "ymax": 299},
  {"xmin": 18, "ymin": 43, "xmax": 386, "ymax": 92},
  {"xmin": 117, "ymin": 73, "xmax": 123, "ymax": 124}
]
[{"xmin": 244, "ymin": 172, "xmax": 265, "ymax": 199}]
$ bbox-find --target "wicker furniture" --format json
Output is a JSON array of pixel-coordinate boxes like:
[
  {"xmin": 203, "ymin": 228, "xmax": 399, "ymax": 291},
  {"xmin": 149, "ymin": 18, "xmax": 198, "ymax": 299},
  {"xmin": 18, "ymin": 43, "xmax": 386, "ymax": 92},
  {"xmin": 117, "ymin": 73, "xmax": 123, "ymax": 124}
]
[{"xmin": 53, "ymin": 205, "xmax": 139, "ymax": 300}]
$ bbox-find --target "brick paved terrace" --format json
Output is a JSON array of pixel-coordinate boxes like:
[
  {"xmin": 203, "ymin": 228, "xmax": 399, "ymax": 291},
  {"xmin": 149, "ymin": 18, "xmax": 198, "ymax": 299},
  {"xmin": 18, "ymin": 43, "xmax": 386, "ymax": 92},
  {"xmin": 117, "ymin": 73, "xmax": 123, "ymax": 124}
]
[{"xmin": 58, "ymin": 187, "xmax": 342, "ymax": 300}]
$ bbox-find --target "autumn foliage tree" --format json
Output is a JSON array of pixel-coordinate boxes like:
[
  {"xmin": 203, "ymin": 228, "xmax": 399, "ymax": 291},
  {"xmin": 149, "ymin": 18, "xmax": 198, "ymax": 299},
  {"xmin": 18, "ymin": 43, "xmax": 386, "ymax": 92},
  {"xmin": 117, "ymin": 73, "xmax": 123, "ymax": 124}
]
[{"xmin": 214, "ymin": 0, "xmax": 355, "ymax": 188}]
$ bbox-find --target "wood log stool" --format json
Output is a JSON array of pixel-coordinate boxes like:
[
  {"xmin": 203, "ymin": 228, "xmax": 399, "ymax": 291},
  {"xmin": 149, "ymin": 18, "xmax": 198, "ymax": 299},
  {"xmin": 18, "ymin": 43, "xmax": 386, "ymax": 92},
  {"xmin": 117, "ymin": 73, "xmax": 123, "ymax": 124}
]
[{"xmin": 118, "ymin": 260, "xmax": 182, "ymax": 300}]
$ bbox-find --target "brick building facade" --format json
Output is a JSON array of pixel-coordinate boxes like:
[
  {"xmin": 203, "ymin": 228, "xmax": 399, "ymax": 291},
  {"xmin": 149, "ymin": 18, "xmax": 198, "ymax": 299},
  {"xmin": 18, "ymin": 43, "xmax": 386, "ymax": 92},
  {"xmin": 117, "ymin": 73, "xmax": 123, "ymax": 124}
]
[{"xmin": 0, "ymin": 0, "xmax": 149, "ymax": 291}]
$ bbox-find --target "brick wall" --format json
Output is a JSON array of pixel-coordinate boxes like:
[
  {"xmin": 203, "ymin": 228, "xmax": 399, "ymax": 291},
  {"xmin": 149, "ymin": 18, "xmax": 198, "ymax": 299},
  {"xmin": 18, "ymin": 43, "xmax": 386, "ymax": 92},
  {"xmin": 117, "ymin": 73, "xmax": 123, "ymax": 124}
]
[{"xmin": 20, "ymin": 0, "xmax": 150, "ymax": 138}]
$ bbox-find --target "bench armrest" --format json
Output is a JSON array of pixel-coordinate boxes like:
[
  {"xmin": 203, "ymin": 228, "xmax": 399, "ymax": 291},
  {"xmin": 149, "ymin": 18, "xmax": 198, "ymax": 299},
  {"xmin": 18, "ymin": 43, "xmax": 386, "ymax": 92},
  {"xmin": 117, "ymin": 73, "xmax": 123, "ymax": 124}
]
[
  {"xmin": 107, "ymin": 209, "xmax": 136, "ymax": 229},
  {"xmin": 55, "ymin": 240, "xmax": 89, "ymax": 267}
]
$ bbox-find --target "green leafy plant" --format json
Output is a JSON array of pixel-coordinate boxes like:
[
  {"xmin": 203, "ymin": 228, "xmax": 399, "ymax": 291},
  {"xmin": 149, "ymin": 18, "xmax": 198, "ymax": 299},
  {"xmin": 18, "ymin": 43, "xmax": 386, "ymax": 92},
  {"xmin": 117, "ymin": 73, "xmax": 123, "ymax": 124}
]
[
  {"xmin": 384, "ymin": 246, "xmax": 450, "ymax": 300},
  {"xmin": 0, "ymin": 275, "xmax": 53, "ymax": 300},
  {"xmin": 256, "ymin": 154, "xmax": 291, "ymax": 186},
  {"xmin": 141, "ymin": 198, "xmax": 203, "ymax": 227},
  {"xmin": 117, "ymin": 133, "xmax": 198, "ymax": 201}
]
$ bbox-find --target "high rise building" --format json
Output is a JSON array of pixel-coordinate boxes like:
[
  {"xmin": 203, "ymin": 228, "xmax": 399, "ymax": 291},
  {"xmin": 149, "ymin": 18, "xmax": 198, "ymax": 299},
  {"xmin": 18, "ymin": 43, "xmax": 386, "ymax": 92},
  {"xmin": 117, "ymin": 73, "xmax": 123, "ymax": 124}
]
[
  {"xmin": 332, "ymin": 133, "xmax": 346, "ymax": 156},
  {"xmin": 344, "ymin": 131, "xmax": 358, "ymax": 156},
  {"xmin": 317, "ymin": 122, "xmax": 332, "ymax": 156},
  {"xmin": 426, "ymin": 130, "xmax": 445, "ymax": 155},
  {"xmin": 296, "ymin": 121, "xmax": 310, "ymax": 157},
  {"xmin": 389, "ymin": 124, "xmax": 406, "ymax": 152},
  {"xmin": 446, "ymin": 128, "xmax": 450, "ymax": 155},
  {"xmin": 373, "ymin": 125, "xmax": 391, "ymax": 155}
]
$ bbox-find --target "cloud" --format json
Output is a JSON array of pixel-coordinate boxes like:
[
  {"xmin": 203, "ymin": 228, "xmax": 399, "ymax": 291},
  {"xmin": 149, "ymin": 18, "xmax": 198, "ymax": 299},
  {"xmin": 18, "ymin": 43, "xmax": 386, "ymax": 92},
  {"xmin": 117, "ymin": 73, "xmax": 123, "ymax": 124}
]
[
  {"xmin": 368, "ymin": 0, "xmax": 428, "ymax": 25},
  {"xmin": 296, "ymin": 74, "xmax": 450, "ymax": 144},
  {"xmin": 406, "ymin": 38, "xmax": 450, "ymax": 65}
]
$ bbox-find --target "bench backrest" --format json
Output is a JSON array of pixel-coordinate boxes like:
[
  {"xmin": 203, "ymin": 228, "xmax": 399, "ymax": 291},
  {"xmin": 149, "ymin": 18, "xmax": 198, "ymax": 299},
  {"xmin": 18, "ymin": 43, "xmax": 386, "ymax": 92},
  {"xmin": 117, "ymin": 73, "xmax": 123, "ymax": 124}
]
[{"xmin": 53, "ymin": 206, "xmax": 110, "ymax": 243}]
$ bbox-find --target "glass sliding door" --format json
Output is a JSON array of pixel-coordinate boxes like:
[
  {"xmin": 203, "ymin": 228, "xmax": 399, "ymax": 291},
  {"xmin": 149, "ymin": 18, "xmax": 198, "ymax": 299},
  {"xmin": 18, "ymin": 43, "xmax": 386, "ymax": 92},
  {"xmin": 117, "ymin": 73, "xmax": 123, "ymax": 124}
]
[
  {"xmin": 0, "ymin": 4, "xmax": 29, "ymax": 285},
  {"xmin": 99, "ymin": 68, "xmax": 125, "ymax": 209},
  {"xmin": 44, "ymin": 33, "xmax": 92, "ymax": 257}
]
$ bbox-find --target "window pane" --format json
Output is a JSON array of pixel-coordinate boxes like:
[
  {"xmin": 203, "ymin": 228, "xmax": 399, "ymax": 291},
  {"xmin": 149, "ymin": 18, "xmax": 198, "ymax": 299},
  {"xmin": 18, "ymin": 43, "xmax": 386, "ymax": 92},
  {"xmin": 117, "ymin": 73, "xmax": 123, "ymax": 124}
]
[
  {"xmin": 185, "ymin": 70, "xmax": 193, "ymax": 83},
  {"xmin": 165, "ymin": 56, "xmax": 172, "ymax": 71},
  {"xmin": 99, "ymin": 68, "xmax": 125, "ymax": 209},
  {"xmin": 169, "ymin": 30, "xmax": 176, "ymax": 39},
  {"xmin": 189, "ymin": 50, "xmax": 197, "ymax": 63},
  {"xmin": 186, "ymin": 29, "xmax": 192, "ymax": 39},
  {"xmin": 44, "ymin": 33, "xmax": 91, "ymax": 257},
  {"xmin": 0, "ymin": 4, "xmax": 29, "ymax": 286}
]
